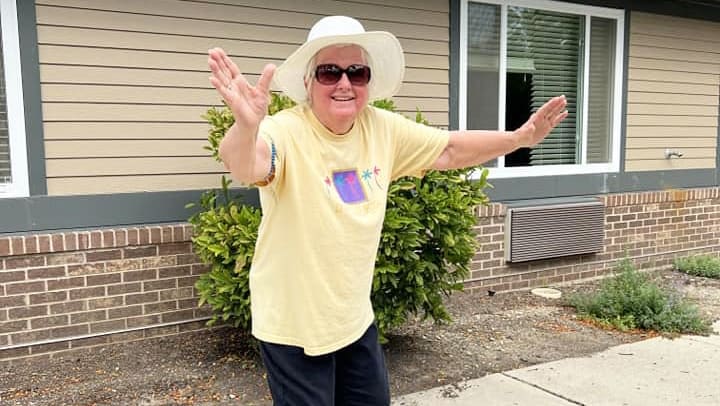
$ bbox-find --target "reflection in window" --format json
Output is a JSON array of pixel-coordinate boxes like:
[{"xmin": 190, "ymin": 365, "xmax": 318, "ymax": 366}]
[
  {"xmin": 466, "ymin": 2, "xmax": 500, "ymax": 167},
  {"xmin": 587, "ymin": 17, "xmax": 616, "ymax": 164}
]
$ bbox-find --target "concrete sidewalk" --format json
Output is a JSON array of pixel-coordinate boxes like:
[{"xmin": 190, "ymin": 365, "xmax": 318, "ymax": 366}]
[{"xmin": 392, "ymin": 321, "xmax": 720, "ymax": 406}]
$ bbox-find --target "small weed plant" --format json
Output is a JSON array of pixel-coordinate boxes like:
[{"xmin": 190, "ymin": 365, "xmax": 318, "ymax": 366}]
[
  {"xmin": 568, "ymin": 259, "xmax": 712, "ymax": 335},
  {"xmin": 674, "ymin": 255, "xmax": 720, "ymax": 279}
]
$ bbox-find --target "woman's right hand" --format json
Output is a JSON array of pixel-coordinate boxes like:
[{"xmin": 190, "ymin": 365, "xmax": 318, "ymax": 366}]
[{"xmin": 208, "ymin": 47, "xmax": 276, "ymax": 133}]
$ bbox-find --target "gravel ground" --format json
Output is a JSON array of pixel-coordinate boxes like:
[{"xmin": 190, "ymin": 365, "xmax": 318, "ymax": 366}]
[{"xmin": 2, "ymin": 268, "xmax": 719, "ymax": 405}]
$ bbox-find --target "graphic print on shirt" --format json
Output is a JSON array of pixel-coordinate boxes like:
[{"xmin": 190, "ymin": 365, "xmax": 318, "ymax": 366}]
[
  {"xmin": 372, "ymin": 166, "xmax": 383, "ymax": 189},
  {"xmin": 361, "ymin": 169, "xmax": 373, "ymax": 191},
  {"xmin": 324, "ymin": 176, "xmax": 332, "ymax": 197},
  {"xmin": 360, "ymin": 166, "xmax": 384, "ymax": 192},
  {"xmin": 326, "ymin": 165, "xmax": 384, "ymax": 204},
  {"xmin": 332, "ymin": 169, "xmax": 367, "ymax": 204}
]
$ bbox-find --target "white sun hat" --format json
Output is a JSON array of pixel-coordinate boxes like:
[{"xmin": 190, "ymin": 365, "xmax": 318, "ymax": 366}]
[{"xmin": 272, "ymin": 15, "xmax": 405, "ymax": 103}]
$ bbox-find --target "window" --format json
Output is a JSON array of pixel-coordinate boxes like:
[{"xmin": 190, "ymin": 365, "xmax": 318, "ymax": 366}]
[
  {"xmin": 460, "ymin": 0, "xmax": 624, "ymax": 178},
  {"xmin": 0, "ymin": 0, "xmax": 28, "ymax": 197}
]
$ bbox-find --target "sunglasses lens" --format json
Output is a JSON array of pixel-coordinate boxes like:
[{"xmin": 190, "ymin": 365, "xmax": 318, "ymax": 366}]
[
  {"xmin": 315, "ymin": 64, "xmax": 371, "ymax": 86},
  {"xmin": 316, "ymin": 65, "xmax": 342, "ymax": 85},
  {"xmin": 346, "ymin": 65, "xmax": 371, "ymax": 86}
]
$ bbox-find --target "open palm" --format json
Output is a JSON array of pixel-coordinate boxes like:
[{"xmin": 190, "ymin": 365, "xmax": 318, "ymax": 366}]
[
  {"xmin": 515, "ymin": 95, "xmax": 568, "ymax": 148},
  {"xmin": 208, "ymin": 48, "xmax": 276, "ymax": 132}
]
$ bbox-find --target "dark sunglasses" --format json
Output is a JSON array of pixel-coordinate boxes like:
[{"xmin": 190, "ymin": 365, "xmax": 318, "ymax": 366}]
[{"xmin": 314, "ymin": 64, "xmax": 371, "ymax": 86}]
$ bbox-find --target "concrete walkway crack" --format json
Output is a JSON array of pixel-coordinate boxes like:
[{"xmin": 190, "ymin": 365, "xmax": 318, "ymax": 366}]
[{"xmin": 501, "ymin": 373, "xmax": 586, "ymax": 405}]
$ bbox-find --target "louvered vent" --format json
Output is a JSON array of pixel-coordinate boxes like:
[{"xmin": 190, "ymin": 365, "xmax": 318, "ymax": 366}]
[{"xmin": 505, "ymin": 200, "xmax": 604, "ymax": 262}]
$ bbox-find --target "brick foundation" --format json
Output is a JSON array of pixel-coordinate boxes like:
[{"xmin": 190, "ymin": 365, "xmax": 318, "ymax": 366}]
[
  {"xmin": 469, "ymin": 187, "xmax": 720, "ymax": 292},
  {"xmin": 0, "ymin": 224, "xmax": 211, "ymax": 363},
  {"xmin": 2, "ymin": 187, "xmax": 720, "ymax": 362}
]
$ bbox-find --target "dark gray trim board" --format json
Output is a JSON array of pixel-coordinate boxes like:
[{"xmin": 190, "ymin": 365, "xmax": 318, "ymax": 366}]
[
  {"xmin": 1, "ymin": 170, "xmax": 718, "ymax": 234},
  {"xmin": 0, "ymin": 189, "xmax": 260, "ymax": 235},
  {"xmin": 485, "ymin": 169, "xmax": 719, "ymax": 201},
  {"xmin": 568, "ymin": 0, "xmax": 720, "ymax": 22},
  {"xmin": 17, "ymin": 0, "xmax": 46, "ymax": 196},
  {"xmin": 448, "ymin": 0, "xmax": 460, "ymax": 131}
]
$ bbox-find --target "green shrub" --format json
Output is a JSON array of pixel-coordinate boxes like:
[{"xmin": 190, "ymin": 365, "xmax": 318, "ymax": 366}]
[
  {"xmin": 187, "ymin": 176, "xmax": 259, "ymax": 329},
  {"xmin": 189, "ymin": 94, "xmax": 489, "ymax": 339},
  {"xmin": 674, "ymin": 255, "xmax": 720, "ymax": 279},
  {"xmin": 373, "ymin": 152, "xmax": 489, "ymax": 340},
  {"xmin": 567, "ymin": 258, "xmax": 712, "ymax": 335}
]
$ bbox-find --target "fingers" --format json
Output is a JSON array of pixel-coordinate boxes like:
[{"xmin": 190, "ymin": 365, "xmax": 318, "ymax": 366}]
[
  {"xmin": 547, "ymin": 95, "xmax": 567, "ymax": 118},
  {"xmin": 208, "ymin": 48, "xmax": 232, "ymax": 85},
  {"xmin": 551, "ymin": 111, "xmax": 569, "ymax": 127},
  {"xmin": 208, "ymin": 57, "xmax": 233, "ymax": 96},
  {"xmin": 208, "ymin": 49, "xmax": 275, "ymax": 100},
  {"xmin": 209, "ymin": 75, "xmax": 234, "ymax": 103},
  {"xmin": 516, "ymin": 96, "xmax": 569, "ymax": 148},
  {"xmin": 255, "ymin": 64, "xmax": 277, "ymax": 95},
  {"xmin": 221, "ymin": 51, "xmax": 241, "ymax": 79},
  {"xmin": 208, "ymin": 48, "xmax": 247, "ymax": 99},
  {"xmin": 207, "ymin": 58, "xmax": 225, "ymax": 83},
  {"xmin": 531, "ymin": 95, "xmax": 567, "ymax": 130},
  {"xmin": 220, "ymin": 52, "xmax": 250, "ymax": 94},
  {"xmin": 537, "ymin": 95, "xmax": 566, "ymax": 118},
  {"xmin": 208, "ymin": 62, "xmax": 236, "ymax": 104}
]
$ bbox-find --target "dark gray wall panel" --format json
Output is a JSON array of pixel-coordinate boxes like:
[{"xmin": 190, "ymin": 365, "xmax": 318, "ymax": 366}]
[{"xmin": 0, "ymin": 189, "xmax": 259, "ymax": 235}]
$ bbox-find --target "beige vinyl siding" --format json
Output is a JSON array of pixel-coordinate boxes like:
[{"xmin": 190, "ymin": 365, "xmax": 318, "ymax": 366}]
[
  {"xmin": 37, "ymin": 0, "xmax": 449, "ymax": 195},
  {"xmin": 625, "ymin": 12, "xmax": 720, "ymax": 172}
]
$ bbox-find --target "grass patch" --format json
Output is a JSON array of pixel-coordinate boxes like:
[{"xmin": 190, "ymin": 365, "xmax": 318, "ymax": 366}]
[
  {"xmin": 674, "ymin": 255, "xmax": 720, "ymax": 279},
  {"xmin": 567, "ymin": 259, "xmax": 712, "ymax": 335}
]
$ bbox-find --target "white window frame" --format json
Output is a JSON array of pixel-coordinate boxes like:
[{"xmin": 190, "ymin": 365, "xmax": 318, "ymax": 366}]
[
  {"xmin": 460, "ymin": 0, "xmax": 624, "ymax": 179},
  {"xmin": 0, "ymin": 0, "xmax": 29, "ymax": 197}
]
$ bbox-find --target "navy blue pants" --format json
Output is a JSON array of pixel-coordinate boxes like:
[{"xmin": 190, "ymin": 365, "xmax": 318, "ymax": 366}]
[{"xmin": 259, "ymin": 324, "xmax": 390, "ymax": 406}]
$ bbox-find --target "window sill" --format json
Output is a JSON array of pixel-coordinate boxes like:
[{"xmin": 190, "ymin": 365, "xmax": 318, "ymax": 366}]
[{"xmin": 484, "ymin": 163, "xmax": 620, "ymax": 179}]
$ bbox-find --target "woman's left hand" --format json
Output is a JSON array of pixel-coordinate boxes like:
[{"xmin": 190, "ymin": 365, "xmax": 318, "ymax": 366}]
[{"xmin": 513, "ymin": 95, "xmax": 569, "ymax": 148}]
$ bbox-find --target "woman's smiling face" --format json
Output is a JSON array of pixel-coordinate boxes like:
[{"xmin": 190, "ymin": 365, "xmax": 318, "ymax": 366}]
[{"xmin": 307, "ymin": 45, "xmax": 370, "ymax": 135}]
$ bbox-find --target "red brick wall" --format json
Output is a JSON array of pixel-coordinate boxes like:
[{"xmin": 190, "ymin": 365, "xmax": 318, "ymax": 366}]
[
  {"xmin": 3, "ymin": 187, "xmax": 720, "ymax": 362},
  {"xmin": 468, "ymin": 188, "xmax": 720, "ymax": 292},
  {"xmin": 0, "ymin": 224, "xmax": 210, "ymax": 362}
]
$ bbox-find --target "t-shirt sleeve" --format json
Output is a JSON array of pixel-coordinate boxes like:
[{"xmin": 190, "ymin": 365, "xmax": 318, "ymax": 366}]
[{"xmin": 384, "ymin": 110, "xmax": 450, "ymax": 180}]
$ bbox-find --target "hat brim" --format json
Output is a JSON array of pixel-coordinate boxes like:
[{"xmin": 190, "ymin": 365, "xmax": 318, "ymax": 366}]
[{"xmin": 272, "ymin": 32, "xmax": 405, "ymax": 103}]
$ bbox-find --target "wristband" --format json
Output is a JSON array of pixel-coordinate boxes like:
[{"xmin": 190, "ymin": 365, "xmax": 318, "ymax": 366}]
[{"xmin": 255, "ymin": 139, "xmax": 276, "ymax": 186}]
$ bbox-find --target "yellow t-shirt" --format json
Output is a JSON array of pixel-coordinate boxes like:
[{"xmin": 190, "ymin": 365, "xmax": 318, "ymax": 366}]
[{"xmin": 250, "ymin": 104, "xmax": 449, "ymax": 355}]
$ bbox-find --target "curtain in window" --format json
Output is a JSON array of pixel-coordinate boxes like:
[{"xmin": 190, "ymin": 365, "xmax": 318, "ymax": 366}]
[
  {"xmin": 0, "ymin": 23, "xmax": 10, "ymax": 183},
  {"xmin": 507, "ymin": 7, "xmax": 582, "ymax": 165}
]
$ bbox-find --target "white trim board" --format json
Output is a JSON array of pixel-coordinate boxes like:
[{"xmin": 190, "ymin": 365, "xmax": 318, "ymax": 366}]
[{"xmin": 0, "ymin": 0, "xmax": 29, "ymax": 198}]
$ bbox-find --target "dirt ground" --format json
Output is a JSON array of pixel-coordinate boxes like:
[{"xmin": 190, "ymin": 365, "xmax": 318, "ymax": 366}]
[{"xmin": 2, "ymin": 268, "xmax": 719, "ymax": 406}]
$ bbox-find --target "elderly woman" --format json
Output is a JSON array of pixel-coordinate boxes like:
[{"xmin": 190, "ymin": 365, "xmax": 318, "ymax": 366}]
[{"xmin": 208, "ymin": 15, "xmax": 566, "ymax": 406}]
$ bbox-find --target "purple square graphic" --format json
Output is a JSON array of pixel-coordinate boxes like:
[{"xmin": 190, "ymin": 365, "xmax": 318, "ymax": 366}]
[{"xmin": 333, "ymin": 170, "xmax": 366, "ymax": 204}]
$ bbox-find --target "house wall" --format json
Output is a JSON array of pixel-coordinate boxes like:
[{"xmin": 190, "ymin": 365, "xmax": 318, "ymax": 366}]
[
  {"xmin": 0, "ymin": 224, "xmax": 210, "ymax": 361},
  {"xmin": 3, "ymin": 187, "xmax": 720, "ymax": 363},
  {"xmin": 4, "ymin": 3, "xmax": 720, "ymax": 363},
  {"xmin": 625, "ymin": 12, "xmax": 720, "ymax": 171},
  {"xmin": 468, "ymin": 187, "xmax": 720, "ymax": 291},
  {"xmin": 35, "ymin": 0, "xmax": 450, "ymax": 195}
]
